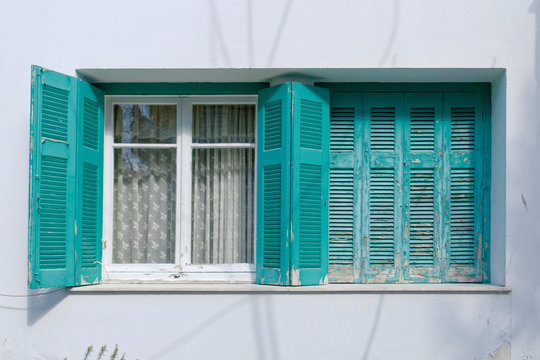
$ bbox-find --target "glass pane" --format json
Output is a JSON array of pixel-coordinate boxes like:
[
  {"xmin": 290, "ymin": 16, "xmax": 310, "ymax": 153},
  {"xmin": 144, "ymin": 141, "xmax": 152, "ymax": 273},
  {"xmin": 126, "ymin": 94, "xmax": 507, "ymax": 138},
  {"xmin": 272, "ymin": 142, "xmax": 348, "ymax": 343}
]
[
  {"xmin": 191, "ymin": 148, "xmax": 255, "ymax": 264},
  {"xmin": 113, "ymin": 148, "xmax": 176, "ymax": 264},
  {"xmin": 192, "ymin": 105, "xmax": 255, "ymax": 143},
  {"xmin": 114, "ymin": 104, "xmax": 176, "ymax": 144}
]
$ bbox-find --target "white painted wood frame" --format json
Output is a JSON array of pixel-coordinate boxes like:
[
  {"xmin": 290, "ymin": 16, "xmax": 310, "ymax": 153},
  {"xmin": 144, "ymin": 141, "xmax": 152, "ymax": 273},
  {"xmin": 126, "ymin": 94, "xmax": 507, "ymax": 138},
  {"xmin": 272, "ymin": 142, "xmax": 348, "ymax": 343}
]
[{"xmin": 103, "ymin": 95, "xmax": 257, "ymax": 283}]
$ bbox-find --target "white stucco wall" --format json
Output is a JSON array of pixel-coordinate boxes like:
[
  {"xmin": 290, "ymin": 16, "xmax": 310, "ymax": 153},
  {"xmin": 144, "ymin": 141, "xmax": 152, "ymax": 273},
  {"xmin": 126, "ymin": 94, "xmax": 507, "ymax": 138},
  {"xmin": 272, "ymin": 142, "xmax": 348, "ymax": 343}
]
[{"xmin": 0, "ymin": 0, "xmax": 538, "ymax": 359}]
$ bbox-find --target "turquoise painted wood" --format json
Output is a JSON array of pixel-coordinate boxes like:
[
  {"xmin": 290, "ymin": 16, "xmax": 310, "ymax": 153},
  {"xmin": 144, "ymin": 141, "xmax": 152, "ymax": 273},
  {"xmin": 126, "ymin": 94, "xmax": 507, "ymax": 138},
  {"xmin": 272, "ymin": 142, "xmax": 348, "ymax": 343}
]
[
  {"xmin": 402, "ymin": 93, "xmax": 443, "ymax": 283},
  {"xmin": 75, "ymin": 81, "xmax": 104, "ymax": 285},
  {"xmin": 256, "ymin": 83, "xmax": 292, "ymax": 285},
  {"xmin": 29, "ymin": 66, "xmax": 78, "ymax": 288},
  {"xmin": 362, "ymin": 93, "xmax": 403, "ymax": 283},
  {"xmin": 289, "ymin": 83, "xmax": 329, "ymax": 286},
  {"xmin": 328, "ymin": 89, "xmax": 489, "ymax": 284},
  {"xmin": 328, "ymin": 93, "xmax": 362, "ymax": 283},
  {"xmin": 443, "ymin": 92, "xmax": 485, "ymax": 282},
  {"xmin": 29, "ymin": 66, "xmax": 105, "ymax": 288}
]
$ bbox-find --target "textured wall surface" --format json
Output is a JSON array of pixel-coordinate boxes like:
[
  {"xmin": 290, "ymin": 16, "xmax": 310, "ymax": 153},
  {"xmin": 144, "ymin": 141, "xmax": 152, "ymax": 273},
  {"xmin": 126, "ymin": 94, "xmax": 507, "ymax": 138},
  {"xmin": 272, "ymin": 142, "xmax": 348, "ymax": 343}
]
[{"xmin": 1, "ymin": 0, "xmax": 538, "ymax": 359}]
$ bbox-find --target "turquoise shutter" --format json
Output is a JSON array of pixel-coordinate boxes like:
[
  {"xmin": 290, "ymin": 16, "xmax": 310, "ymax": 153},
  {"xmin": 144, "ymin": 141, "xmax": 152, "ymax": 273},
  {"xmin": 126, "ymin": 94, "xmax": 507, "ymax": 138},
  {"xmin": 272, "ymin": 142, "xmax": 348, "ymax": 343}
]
[
  {"xmin": 361, "ymin": 93, "xmax": 403, "ymax": 283},
  {"xmin": 75, "ymin": 81, "xmax": 104, "ymax": 285},
  {"xmin": 403, "ymin": 93, "xmax": 443, "ymax": 282},
  {"xmin": 328, "ymin": 93, "xmax": 361, "ymax": 283},
  {"xmin": 29, "ymin": 66, "xmax": 104, "ymax": 288},
  {"xmin": 256, "ymin": 83, "xmax": 292, "ymax": 285},
  {"xmin": 290, "ymin": 83, "xmax": 329, "ymax": 285},
  {"xmin": 443, "ymin": 92, "xmax": 486, "ymax": 282}
]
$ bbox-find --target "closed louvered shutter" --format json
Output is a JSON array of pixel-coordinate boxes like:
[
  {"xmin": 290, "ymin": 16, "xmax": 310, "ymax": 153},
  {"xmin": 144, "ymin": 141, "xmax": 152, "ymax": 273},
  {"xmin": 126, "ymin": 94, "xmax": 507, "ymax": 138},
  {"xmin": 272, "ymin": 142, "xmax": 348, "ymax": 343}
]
[
  {"xmin": 327, "ymin": 89, "xmax": 487, "ymax": 284},
  {"xmin": 361, "ymin": 93, "xmax": 404, "ymax": 282},
  {"xmin": 444, "ymin": 92, "xmax": 485, "ymax": 282},
  {"xmin": 290, "ymin": 83, "xmax": 329, "ymax": 285},
  {"xmin": 403, "ymin": 93, "xmax": 443, "ymax": 281},
  {"xmin": 29, "ymin": 66, "xmax": 104, "ymax": 288},
  {"xmin": 256, "ymin": 83, "xmax": 292, "ymax": 285},
  {"xmin": 328, "ymin": 93, "xmax": 361, "ymax": 283}
]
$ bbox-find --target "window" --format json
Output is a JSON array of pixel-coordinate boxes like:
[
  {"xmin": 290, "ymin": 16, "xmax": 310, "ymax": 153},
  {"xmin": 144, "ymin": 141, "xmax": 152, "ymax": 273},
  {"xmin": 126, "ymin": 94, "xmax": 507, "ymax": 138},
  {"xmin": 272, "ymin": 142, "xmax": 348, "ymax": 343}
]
[
  {"xmin": 28, "ymin": 66, "xmax": 490, "ymax": 288},
  {"xmin": 102, "ymin": 96, "xmax": 257, "ymax": 282}
]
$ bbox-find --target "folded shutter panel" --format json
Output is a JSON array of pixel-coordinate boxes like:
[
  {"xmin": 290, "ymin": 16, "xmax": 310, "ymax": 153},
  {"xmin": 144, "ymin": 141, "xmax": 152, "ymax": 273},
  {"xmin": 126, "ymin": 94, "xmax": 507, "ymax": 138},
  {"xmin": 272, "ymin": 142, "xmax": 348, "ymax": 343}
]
[
  {"xmin": 444, "ymin": 92, "xmax": 485, "ymax": 282},
  {"xmin": 362, "ymin": 93, "xmax": 403, "ymax": 283},
  {"xmin": 29, "ymin": 66, "xmax": 104, "ymax": 288},
  {"xmin": 256, "ymin": 83, "xmax": 292, "ymax": 285},
  {"xmin": 290, "ymin": 83, "xmax": 329, "ymax": 285},
  {"xmin": 403, "ymin": 93, "xmax": 443, "ymax": 282},
  {"xmin": 75, "ymin": 81, "xmax": 104, "ymax": 285},
  {"xmin": 328, "ymin": 93, "xmax": 361, "ymax": 283},
  {"xmin": 29, "ymin": 66, "xmax": 78, "ymax": 288}
]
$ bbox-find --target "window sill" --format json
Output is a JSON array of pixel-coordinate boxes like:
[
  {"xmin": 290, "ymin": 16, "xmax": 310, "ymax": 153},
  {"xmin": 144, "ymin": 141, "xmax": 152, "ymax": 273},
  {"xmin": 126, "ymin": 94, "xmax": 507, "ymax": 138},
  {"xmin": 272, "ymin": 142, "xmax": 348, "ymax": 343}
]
[{"xmin": 68, "ymin": 282, "xmax": 511, "ymax": 294}]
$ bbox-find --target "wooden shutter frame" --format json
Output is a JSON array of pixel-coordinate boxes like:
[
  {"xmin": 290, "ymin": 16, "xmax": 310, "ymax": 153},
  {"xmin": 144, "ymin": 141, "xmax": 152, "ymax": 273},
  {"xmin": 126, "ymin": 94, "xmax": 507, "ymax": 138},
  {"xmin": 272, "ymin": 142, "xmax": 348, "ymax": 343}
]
[{"xmin": 29, "ymin": 66, "xmax": 104, "ymax": 289}]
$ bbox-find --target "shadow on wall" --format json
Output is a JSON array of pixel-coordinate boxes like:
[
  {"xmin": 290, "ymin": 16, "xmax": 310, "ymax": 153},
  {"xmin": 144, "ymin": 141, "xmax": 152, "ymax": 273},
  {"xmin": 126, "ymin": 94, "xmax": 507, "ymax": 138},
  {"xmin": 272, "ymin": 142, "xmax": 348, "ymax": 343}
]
[{"xmin": 26, "ymin": 287, "xmax": 68, "ymax": 326}]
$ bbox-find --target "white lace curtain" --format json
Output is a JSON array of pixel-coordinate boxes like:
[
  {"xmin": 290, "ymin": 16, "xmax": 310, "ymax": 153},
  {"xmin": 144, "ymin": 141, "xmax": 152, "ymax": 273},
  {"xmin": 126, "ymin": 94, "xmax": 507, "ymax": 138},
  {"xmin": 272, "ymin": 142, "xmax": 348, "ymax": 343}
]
[
  {"xmin": 113, "ymin": 105, "xmax": 176, "ymax": 264},
  {"xmin": 191, "ymin": 105, "xmax": 255, "ymax": 264},
  {"xmin": 112, "ymin": 104, "xmax": 255, "ymax": 265}
]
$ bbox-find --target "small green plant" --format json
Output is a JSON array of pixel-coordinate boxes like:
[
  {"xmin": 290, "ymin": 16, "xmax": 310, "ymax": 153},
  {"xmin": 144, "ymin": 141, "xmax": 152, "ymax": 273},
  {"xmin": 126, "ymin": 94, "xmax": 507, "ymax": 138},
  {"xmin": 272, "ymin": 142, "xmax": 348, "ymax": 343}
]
[{"xmin": 64, "ymin": 344, "xmax": 135, "ymax": 360}]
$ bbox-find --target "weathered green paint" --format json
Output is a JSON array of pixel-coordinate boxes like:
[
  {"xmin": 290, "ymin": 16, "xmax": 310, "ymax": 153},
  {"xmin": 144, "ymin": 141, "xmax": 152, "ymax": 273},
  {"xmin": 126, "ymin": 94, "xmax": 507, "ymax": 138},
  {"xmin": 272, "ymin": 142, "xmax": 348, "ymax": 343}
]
[
  {"xmin": 95, "ymin": 82, "xmax": 269, "ymax": 95},
  {"xmin": 28, "ymin": 66, "xmax": 104, "ymax": 289},
  {"xmin": 328, "ymin": 93, "xmax": 362, "ymax": 283},
  {"xmin": 289, "ymin": 83, "xmax": 329, "ymax": 286},
  {"xmin": 256, "ymin": 83, "xmax": 292, "ymax": 286},
  {"xmin": 29, "ymin": 66, "xmax": 78, "ymax": 288},
  {"xmin": 256, "ymin": 82, "xmax": 330, "ymax": 286},
  {"xmin": 75, "ymin": 81, "xmax": 104, "ymax": 286},
  {"xmin": 328, "ymin": 89, "xmax": 490, "ymax": 283}
]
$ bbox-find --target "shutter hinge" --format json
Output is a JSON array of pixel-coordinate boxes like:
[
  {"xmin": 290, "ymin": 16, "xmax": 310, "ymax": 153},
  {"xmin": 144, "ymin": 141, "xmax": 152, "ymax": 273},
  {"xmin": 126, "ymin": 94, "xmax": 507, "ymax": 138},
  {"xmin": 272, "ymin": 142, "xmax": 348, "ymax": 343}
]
[{"xmin": 74, "ymin": 219, "xmax": 77, "ymax": 236}]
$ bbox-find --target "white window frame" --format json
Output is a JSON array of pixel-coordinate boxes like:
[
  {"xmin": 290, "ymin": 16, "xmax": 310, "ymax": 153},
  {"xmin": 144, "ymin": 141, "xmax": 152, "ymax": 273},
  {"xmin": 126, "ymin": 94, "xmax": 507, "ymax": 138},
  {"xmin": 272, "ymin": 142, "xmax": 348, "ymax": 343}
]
[{"xmin": 103, "ymin": 95, "xmax": 257, "ymax": 283}]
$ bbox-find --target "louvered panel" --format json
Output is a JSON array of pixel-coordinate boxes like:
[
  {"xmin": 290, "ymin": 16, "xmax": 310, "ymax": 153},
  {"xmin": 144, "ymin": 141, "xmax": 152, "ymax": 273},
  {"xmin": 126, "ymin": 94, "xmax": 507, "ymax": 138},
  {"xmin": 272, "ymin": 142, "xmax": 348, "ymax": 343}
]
[
  {"xmin": 330, "ymin": 107, "xmax": 354, "ymax": 153},
  {"xmin": 41, "ymin": 85, "xmax": 68, "ymax": 142},
  {"xmin": 263, "ymin": 164, "xmax": 281, "ymax": 268},
  {"xmin": 450, "ymin": 169, "xmax": 476, "ymax": 265},
  {"xmin": 81, "ymin": 163, "xmax": 98, "ymax": 268},
  {"xmin": 410, "ymin": 107, "xmax": 435, "ymax": 152},
  {"xmin": 83, "ymin": 98, "xmax": 99, "ymax": 150},
  {"xmin": 451, "ymin": 107, "xmax": 475, "ymax": 151},
  {"xmin": 299, "ymin": 164, "xmax": 322, "ymax": 268},
  {"xmin": 329, "ymin": 169, "xmax": 354, "ymax": 266},
  {"xmin": 369, "ymin": 169, "xmax": 395, "ymax": 266},
  {"xmin": 409, "ymin": 169, "xmax": 435, "ymax": 266},
  {"xmin": 370, "ymin": 107, "xmax": 395, "ymax": 151},
  {"xmin": 300, "ymin": 99, "xmax": 322, "ymax": 150},
  {"xmin": 264, "ymin": 100, "xmax": 282, "ymax": 151},
  {"xmin": 39, "ymin": 156, "xmax": 68, "ymax": 269}
]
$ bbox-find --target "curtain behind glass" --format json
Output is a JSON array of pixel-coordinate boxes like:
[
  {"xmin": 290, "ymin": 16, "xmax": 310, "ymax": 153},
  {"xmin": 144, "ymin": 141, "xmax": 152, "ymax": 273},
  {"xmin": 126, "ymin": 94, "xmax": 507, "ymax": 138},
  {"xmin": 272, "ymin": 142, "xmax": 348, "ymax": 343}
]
[
  {"xmin": 113, "ymin": 105, "xmax": 176, "ymax": 264},
  {"xmin": 191, "ymin": 105, "xmax": 255, "ymax": 264}
]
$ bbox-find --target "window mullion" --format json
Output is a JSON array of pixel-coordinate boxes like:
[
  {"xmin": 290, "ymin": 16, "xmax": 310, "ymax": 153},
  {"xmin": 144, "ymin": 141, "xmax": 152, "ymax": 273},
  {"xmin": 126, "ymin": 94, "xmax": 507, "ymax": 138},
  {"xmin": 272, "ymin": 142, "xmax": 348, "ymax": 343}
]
[{"xmin": 179, "ymin": 97, "xmax": 193, "ymax": 271}]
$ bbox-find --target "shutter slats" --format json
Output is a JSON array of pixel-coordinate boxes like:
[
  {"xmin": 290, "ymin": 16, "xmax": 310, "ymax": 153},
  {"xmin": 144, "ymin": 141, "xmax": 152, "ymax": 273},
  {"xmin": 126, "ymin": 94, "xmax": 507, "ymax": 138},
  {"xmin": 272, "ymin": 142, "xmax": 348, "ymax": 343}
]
[
  {"xmin": 262, "ymin": 164, "xmax": 281, "ymax": 268},
  {"xmin": 370, "ymin": 107, "xmax": 395, "ymax": 151},
  {"xmin": 409, "ymin": 169, "xmax": 435, "ymax": 267},
  {"xmin": 450, "ymin": 168, "xmax": 476, "ymax": 265},
  {"xmin": 410, "ymin": 108, "xmax": 435, "ymax": 152},
  {"xmin": 369, "ymin": 168, "xmax": 395, "ymax": 266},
  {"xmin": 81, "ymin": 163, "xmax": 98, "ymax": 268},
  {"xmin": 451, "ymin": 107, "xmax": 475, "ymax": 151},
  {"xmin": 330, "ymin": 107, "xmax": 354, "ymax": 152},
  {"xmin": 263, "ymin": 100, "xmax": 282, "ymax": 151}
]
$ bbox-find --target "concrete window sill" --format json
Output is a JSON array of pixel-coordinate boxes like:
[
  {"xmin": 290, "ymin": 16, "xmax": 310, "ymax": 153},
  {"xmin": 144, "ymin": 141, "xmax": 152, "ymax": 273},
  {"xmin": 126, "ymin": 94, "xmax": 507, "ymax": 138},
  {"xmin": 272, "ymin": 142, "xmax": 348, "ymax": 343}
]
[{"xmin": 68, "ymin": 283, "xmax": 511, "ymax": 294}]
